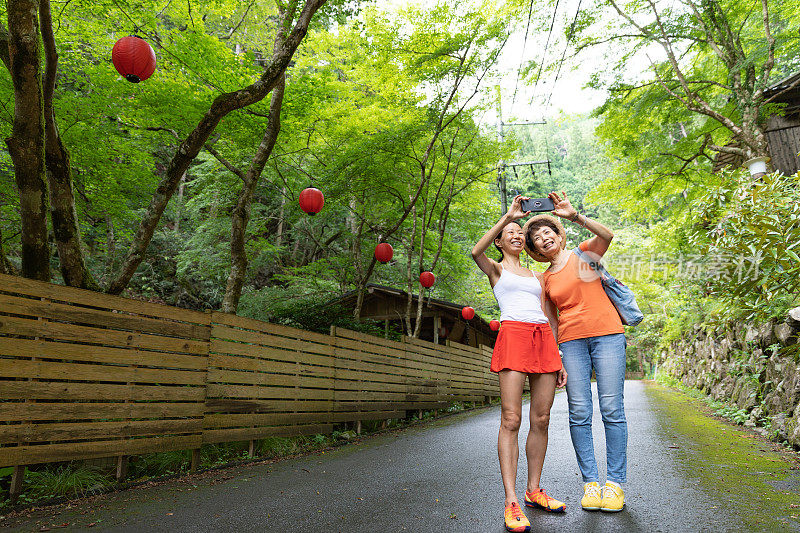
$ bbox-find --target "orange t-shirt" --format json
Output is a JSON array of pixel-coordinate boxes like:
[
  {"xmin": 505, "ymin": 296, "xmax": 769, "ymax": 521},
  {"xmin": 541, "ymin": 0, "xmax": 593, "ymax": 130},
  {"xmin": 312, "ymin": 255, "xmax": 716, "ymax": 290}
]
[{"xmin": 542, "ymin": 241, "xmax": 623, "ymax": 344}]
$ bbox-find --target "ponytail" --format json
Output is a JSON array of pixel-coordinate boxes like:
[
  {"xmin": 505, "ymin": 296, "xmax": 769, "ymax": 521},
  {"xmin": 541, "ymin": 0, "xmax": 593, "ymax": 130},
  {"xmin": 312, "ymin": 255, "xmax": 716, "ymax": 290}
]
[{"xmin": 494, "ymin": 231, "xmax": 504, "ymax": 262}]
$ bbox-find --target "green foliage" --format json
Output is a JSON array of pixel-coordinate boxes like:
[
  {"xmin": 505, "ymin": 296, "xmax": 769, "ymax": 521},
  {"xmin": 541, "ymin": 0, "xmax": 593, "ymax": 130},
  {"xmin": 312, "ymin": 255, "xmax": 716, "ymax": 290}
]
[
  {"xmin": 709, "ymin": 401, "xmax": 751, "ymax": 426},
  {"xmin": 686, "ymin": 171, "xmax": 800, "ymax": 321},
  {"xmin": 0, "ymin": 0, "xmax": 522, "ymax": 329},
  {"xmin": 655, "ymin": 372, "xmax": 684, "ymax": 390},
  {"xmin": 21, "ymin": 464, "xmax": 113, "ymax": 502},
  {"xmin": 577, "ymin": 0, "xmax": 800, "ymax": 233},
  {"xmin": 589, "ymin": 162, "xmax": 800, "ymax": 373},
  {"xmin": 258, "ymin": 437, "xmax": 299, "ymax": 458},
  {"xmin": 199, "ymin": 442, "xmax": 250, "ymax": 468},
  {"xmin": 129, "ymin": 450, "xmax": 190, "ymax": 479}
]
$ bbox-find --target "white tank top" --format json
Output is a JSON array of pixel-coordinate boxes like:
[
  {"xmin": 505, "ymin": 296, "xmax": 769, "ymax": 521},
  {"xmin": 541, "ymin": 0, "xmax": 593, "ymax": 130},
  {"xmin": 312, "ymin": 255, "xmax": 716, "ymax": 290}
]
[{"xmin": 492, "ymin": 266, "xmax": 548, "ymax": 324}]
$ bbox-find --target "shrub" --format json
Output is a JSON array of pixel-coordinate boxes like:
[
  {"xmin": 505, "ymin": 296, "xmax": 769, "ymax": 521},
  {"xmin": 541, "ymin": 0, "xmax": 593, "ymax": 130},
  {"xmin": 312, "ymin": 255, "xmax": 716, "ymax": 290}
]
[
  {"xmin": 128, "ymin": 450, "xmax": 189, "ymax": 479},
  {"xmin": 689, "ymin": 171, "xmax": 800, "ymax": 322},
  {"xmin": 24, "ymin": 464, "xmax": 113, "ymax": 500}
]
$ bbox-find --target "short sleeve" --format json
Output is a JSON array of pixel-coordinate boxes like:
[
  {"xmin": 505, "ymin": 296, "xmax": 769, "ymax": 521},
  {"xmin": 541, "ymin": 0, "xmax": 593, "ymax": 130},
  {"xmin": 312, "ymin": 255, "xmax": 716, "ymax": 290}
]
[{"xmin": 578, "ymin": 239, "xmax": 591, "ymax": 252}]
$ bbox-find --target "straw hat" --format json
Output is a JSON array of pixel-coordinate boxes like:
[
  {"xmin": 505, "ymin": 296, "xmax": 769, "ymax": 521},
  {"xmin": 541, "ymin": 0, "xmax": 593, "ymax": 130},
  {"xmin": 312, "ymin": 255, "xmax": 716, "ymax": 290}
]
[{"xmin": 522, "ymin": 214, "xmax": 567, "ymax": 262}]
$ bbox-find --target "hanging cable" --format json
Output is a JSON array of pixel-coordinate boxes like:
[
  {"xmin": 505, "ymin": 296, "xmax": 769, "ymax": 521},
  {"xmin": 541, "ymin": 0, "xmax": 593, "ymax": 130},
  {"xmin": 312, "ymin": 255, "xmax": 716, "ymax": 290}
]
[
  {"xmin": 544, "ymin": 0, "xmax": 583, "ymax": 109},
  {"xmin": 510, "ymin": 0, "xmax": 536, "ymax": 112},
  {"xmin": 529, "ymin": 0, "xmax": 561, "ymax": 109}
]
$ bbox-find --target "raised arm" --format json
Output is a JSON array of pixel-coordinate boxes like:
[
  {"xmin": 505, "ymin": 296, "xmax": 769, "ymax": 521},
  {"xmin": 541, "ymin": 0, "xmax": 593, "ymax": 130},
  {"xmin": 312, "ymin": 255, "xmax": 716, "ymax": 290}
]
[
  {"xmin": 541, "ymin": 292, "xmax": 559, "ymax": 342},
  {"xmin": 541, "ymin": 290, "xmax": 567, "ymax": 388},
  {"xmin": 548, "ymin": 191, "xmax": 614, "ymax": 257},
  {"xmin": 471, "ymin": 195, "xmax": 530, "ymax": 284}
]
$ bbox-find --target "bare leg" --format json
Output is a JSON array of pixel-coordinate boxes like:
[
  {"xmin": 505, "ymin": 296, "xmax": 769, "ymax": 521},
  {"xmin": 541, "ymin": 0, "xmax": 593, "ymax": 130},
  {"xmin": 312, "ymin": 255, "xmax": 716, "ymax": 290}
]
[
  {"xmin": 525, "ymin": 372, "xmax": 557, "ymax": 492},
  {"xmin": 498, "ymin": 370, "xmax": 528, "ymax": 506}
]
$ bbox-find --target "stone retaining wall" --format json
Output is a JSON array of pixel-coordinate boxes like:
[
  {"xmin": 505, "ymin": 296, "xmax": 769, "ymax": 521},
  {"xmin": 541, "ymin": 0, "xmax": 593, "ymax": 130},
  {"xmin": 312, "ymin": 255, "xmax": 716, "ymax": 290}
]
[{"xmin": 661, "ymin": 307, "xmax": 800, "ymax": 448}]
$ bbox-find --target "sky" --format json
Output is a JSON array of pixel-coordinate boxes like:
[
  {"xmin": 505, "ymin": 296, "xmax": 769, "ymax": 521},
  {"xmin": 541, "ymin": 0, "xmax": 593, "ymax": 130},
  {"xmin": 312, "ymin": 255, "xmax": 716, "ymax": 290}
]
[
  {"xmin": 496, "ymin": 8, "xmax": 609, "ymax": 121},
  {"xmin": 379, "ymin": 0, "xmax": 612, "ymax": 122}
]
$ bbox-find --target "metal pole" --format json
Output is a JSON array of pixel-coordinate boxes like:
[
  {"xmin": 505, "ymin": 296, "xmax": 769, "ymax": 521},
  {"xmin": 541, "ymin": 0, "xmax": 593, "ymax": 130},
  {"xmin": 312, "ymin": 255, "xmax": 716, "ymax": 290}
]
[
  {"xmin": 496, "ymin": 89, "xmax": 507, "ymax": 216},
  {"xmin": 499, "ymin": 162, "xmax": 508, "ymax": 214}
]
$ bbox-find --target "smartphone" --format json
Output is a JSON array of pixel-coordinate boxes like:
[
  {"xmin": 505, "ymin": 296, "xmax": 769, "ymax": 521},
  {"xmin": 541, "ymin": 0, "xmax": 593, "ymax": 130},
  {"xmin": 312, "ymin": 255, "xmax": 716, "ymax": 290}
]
[{"xmin": 520, "ymin": 197, "xmax": 555, "ymax": 212}]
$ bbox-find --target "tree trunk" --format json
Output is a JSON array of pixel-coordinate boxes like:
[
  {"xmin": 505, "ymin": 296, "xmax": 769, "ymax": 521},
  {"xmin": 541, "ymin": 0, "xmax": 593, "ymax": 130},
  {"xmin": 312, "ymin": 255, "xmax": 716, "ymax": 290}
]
[
  {"xmin": 106, "ymin": 0, "xmax": 326, "ymax": 295},
  {"xmin": 404, "ymin": 202, "xmax": 419, "ymax": 336},
  {"xmin": 0, "ymin": 226, "xmax": 17, "ymax": 275},
  {"xmin": 104, "ymin": 214, "xmax": 115, "ymax": 283},
  {"xmin": 221, "ymin": 76, "xmax": 286, "ymax": 313},
  {"xmin": 412, "ymin": 178, "xmax": 431, "ymax": 339},
  {"xmin": 351, "ymin": 205, "xmax": 367, "ymax": 321},
  {"xmin": 40, "ymin": 0, "xmax": 97, "ymax": 289},
  {"xmin": 351, "ymin": 195, "xmax": 381, "ymax": 323},
  {"xmin": 5, "ymin": 0, "xmax": 49, "ymax": 281},
  {"xmin": 209, "ymin": 190, "xmax": 219, "ymax": 221},
  {"xmin": 276, "ymin": 186, "xmax": 286, "ymax": 248},
  {"xmin": 174, "ymin": 172, "xmax": 185, "ymax": 232}
]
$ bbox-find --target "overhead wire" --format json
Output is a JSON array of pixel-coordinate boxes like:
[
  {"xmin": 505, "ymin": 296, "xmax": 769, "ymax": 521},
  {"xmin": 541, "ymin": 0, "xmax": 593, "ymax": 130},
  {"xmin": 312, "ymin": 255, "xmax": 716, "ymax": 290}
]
[
  {"xmin": 509, "ymin": 0, "xmax": 536, "ymax": 112},
  {"xmin": 544, "ymin": 0, "xmax": 584, "ymax": 109},
  {"xmin": 529, "ymin": 0, "xmax": 561, "ymax": 110},
  {"xmin": 499, "ymin": 0, "xmax": 563, "ymax": 198}
]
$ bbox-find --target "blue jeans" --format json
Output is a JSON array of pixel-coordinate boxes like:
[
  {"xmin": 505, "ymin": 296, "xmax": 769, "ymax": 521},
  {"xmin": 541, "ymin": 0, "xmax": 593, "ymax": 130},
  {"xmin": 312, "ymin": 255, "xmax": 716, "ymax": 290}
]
[{"xmin": 560, "ymin": 333, "xmax": 627, "ymax": 483}]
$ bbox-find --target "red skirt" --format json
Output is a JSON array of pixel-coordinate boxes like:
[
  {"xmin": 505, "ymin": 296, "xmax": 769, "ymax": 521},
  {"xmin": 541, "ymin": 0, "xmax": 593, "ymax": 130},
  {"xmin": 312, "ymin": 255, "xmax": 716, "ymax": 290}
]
[{"xmin": 491, "ymin": 321, "xmax": 562, "ymax": 374}]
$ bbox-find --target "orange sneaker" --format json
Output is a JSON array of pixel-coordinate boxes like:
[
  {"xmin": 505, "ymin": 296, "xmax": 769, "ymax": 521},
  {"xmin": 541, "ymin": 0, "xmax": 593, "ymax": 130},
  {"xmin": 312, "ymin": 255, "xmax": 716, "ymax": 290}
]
[
  {"xmin": 504, "ymin": 502, "xmax": 531, "ymax": 532},
  {"xmin": 524, "ymin": 487, "xmax": 566, "ymax": 513}
]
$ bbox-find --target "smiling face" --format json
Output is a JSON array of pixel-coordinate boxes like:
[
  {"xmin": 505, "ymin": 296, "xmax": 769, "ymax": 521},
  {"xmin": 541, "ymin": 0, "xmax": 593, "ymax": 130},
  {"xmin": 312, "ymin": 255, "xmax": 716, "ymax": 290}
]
[
  {"xmin": 494, "ymin": 222, "xmax": 524, "ymax": 258},
  {"xmin": 530, "ymin": 223, "xmax": 563, "ymax": 260}
]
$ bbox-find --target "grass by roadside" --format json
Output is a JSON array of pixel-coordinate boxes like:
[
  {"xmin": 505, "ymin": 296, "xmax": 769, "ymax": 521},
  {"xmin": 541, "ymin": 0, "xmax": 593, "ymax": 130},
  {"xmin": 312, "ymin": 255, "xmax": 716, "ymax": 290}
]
[{"xmin": 644, "ymin": 380, "xmax": 800, "ymax": 531}]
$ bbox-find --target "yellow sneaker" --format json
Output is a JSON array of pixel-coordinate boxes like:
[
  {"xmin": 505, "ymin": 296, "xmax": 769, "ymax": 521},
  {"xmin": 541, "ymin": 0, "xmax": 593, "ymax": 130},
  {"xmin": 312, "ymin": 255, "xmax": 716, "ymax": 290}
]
[
  {"xmin": 504, "ymin": 502, "xmax": 531, "ymax": 532},
  {"xmin": 600, "ymin": 482, "xmax": 625, "ymax": 512},
  {"xmin": 581, "ymin": 481, "xmax": 602, "ymax": 511},
  {"xmin": 524, "ymin": 487, "xmax": 566, "ymax": 513}
]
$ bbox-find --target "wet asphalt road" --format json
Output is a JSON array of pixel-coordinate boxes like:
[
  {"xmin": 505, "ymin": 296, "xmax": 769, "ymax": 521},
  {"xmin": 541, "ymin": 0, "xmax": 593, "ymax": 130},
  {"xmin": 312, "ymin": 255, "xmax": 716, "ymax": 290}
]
[{"xmin": 7, "ymin": 381, "xmax": 744, "ymax": 532}]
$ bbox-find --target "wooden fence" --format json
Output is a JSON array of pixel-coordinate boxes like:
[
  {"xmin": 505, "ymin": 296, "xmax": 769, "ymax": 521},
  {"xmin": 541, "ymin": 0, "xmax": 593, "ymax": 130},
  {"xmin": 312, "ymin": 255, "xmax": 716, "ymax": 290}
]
[{"xmin": 0, "ymin": 273, "xmax": 498, "ymax": 475}]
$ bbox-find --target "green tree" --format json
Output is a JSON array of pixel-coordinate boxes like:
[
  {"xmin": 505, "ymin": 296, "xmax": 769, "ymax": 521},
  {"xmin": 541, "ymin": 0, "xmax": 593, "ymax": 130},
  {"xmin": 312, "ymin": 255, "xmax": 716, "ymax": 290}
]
[
  {"xmin": 567, "ymin": 0, "xmax": 800, "ymax": 217},
  {"xmin": 2, "ymin": 0, "xmax": 49, "ymax": 281},
  {"xmin": 106, "ymin": 0, "xmax": 327, "ymax": 295}
]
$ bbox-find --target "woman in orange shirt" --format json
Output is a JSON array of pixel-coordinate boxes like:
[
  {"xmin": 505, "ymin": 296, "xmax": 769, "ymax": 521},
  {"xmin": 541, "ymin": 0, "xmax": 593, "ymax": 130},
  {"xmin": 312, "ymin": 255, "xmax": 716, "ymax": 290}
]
[{"xmin": 523, "ymin": 191, "xmax": 628, "ymax": 514}]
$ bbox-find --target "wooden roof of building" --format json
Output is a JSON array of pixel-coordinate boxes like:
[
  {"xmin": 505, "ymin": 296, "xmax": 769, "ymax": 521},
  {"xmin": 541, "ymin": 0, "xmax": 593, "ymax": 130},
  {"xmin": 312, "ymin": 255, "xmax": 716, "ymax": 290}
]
[
  {"xmin": 713, "ymin": 70, "xmax": 800, "ymax": 174},
  {"xmin": 763, "ymin": 71, "xmax": 800, "ymax": 103},
  {"xmin": 334, "ymin": 283, "xmax": 499, "ymax": 346}
]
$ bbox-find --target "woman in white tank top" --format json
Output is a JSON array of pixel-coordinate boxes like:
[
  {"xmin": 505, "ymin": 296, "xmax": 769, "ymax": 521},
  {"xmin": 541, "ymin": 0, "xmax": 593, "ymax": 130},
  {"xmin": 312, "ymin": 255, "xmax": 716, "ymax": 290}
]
[{"xmin": 471, "ymin": 195, "xmax": 568, "ymax": 531}]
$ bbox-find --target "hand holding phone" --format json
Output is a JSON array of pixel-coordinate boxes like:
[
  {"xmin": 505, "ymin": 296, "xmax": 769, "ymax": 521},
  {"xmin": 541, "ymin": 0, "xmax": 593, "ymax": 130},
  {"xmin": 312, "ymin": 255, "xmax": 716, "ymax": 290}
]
[{"xmin": 520, "ymin": 197, "xmax": 555, "ymax": 212}]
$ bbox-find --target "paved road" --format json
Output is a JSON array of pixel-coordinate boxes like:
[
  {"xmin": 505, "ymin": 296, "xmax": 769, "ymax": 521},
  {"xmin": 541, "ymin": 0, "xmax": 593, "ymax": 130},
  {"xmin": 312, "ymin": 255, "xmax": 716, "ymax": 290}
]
[{"xmin": 6, "ymin": 381, "xmax": 744, "ymax": 532}]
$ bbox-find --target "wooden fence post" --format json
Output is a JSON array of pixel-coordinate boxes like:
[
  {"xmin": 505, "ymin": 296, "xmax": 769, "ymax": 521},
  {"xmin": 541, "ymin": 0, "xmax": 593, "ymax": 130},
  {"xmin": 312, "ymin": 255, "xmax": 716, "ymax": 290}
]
[
  {"xmin": 191, "ymin": 448, "xmax": 201, "ymax": 472},
  {"xmin": 10, "ymin": 465, "xmax": 25, "ymax": 502},
  {"xmin": 115, "ymin": 456, "xmax": 128, "ymax": 481},
  {"xmin": 330, "ymin": 325, "xmax": 339, "ymax": 437}
]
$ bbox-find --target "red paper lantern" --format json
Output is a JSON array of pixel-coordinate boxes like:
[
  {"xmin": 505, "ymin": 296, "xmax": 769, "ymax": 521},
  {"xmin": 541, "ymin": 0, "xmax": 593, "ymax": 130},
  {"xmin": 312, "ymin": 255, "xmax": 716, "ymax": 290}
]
[
  {"xmin": 374, "ymin": 243, "xmax": 394, "ymax": 264},
  {"xmin": 462, "ymin": 306, "xmax": 475, "ymax": 320},
  {"xmin": 419, "ymin": 271, "xmax": 435, "ymax": 288},
  {"xmin": 298, "ymin": 187, "xmax": 324, "ymax": 215},
  {"xmin": 112, "ymin": 36, "xmax": 157, "ymax": 83},
  {"xmin": 490, "ymin": 319, "xmax": 500, "ymax": 331}
]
